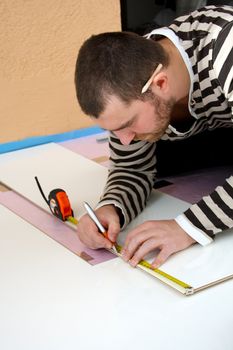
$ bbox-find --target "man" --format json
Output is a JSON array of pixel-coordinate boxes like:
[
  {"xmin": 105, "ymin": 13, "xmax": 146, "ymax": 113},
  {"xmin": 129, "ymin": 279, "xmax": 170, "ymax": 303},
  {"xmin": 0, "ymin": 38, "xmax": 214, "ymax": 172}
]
[{"xmin": 75, "ymin": 5, "xmax": 233, "ymax": 268}]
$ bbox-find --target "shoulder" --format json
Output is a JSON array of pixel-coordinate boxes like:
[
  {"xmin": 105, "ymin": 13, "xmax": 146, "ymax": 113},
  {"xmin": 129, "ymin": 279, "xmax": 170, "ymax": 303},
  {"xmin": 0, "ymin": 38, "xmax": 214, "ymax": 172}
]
[{"xmin": 169, "ymin": 5, "xmax": 233, "ymax": 39}]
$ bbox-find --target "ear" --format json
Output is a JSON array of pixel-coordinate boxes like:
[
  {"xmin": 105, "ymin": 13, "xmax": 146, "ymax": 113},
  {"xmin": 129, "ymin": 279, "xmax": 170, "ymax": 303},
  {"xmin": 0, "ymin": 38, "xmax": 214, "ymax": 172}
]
[{"xmin": 151, "ymin": 72, "xmax": 169, "ymax": 96}]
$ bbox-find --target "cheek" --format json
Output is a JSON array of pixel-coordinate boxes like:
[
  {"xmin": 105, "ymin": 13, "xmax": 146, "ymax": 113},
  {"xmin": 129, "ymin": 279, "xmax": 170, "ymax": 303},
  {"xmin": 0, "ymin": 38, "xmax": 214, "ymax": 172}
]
[{"xmin": 136, "ymin": 111, "xmax": 156, "ymax": 133}]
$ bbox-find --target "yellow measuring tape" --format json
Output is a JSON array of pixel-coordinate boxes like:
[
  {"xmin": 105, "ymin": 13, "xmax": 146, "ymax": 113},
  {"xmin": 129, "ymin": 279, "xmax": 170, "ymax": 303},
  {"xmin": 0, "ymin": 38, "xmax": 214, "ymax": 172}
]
[
  {"xmin": 67, "ymin": 216, "xmax": 78, "ymax": 225},
  {"xmin": 67, "ymin": 216, "xmax": 192, "ymax": 293},
  {"xmin": 114, "ymin": 243, "xmax": 191, "ymax": 290}
]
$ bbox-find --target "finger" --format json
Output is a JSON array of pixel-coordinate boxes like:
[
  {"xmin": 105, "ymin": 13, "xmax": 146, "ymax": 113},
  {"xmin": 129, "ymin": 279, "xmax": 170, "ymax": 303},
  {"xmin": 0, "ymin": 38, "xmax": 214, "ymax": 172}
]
[
  {"xmin": 121, "ymin": 230, "xmax": 146, "ymax": 262},
  {"xmin": 123, "ymin": 225, "xmax": 147, "ymax": 246},
  {"xmin": 96, "ymin": 218, "xmax": 119, "ymax": 246},
  {"xmin": 98, "ymin": 210, "xmax": 120, "ymax": 243},
  {"xmin": 78, "ymin": 230, "xmax": 106, "ymax": 249},
  {"xmin": 151, "ymin": 248, "xmax": 171, "ymax": 268},
  {"xmin": 95, "ymin": 232, "xmax": 113, "ymax": 250},
  {"xmin": 107, "ymin": 221, "xmax": 120, "ymax": 242},
  {"xmin": 122, "ymin": 229, "xmax": 155, "ymax": 262},
  {"xmin": 128, "ymin": 238, "xmax": 160, "ymax": 267},
  {"xmin": 102, "ymin": 231, "xmax": 115, "ymax": 249},
  {"xmin": 77, "ymin": 221, "xmax": 112, "ymax": 249},
  {"xmin": 123, "ymin": 221, "xmax": 156, "ymax": 249}
]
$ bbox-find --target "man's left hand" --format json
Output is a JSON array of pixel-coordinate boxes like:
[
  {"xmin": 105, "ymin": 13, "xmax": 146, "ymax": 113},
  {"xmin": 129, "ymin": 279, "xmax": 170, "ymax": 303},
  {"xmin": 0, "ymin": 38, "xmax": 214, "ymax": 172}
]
[{"xmin": 121, "ymin": 219, "xmax": 195, "ymax": 268}]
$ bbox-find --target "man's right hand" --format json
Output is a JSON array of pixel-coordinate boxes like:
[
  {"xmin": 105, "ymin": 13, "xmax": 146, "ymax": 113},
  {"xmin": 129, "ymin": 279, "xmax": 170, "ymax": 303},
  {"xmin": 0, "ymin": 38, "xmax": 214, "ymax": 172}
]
[{"xmin": 76, "ymin": 204, "xmax": 121, "ymax": 250}]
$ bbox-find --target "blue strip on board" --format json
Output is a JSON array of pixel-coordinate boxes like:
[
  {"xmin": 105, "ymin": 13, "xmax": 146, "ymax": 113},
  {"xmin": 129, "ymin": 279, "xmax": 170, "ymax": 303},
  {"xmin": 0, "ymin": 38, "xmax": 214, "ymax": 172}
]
[{"xmin": 0, "ymin": 126, "xmax": 105, "ymax": 154}]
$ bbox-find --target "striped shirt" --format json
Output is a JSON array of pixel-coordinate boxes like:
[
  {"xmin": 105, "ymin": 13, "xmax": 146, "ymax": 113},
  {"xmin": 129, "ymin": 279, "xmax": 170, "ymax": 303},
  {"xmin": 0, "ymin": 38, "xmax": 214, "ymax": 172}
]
[{"xmin": 98, "ymin": 5, "xmax": 233, "ymax": 246}]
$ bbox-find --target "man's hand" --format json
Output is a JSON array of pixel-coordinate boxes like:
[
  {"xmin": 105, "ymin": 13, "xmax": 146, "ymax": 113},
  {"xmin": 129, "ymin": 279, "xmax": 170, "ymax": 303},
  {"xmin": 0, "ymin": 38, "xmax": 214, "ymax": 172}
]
[
  {"xmin": 121, "ymin": 219, "xmax": 195, "ymax": 268},
  {"xmin": 76, "ymin": 204, "xmax": 120, "ymax": 250}
]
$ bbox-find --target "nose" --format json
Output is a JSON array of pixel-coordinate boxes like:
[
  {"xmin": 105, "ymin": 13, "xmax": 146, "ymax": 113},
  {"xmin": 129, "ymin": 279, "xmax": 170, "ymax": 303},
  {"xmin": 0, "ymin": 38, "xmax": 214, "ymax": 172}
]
[{"xmin": 114, "ymin": 129, "xmax": 135, "ymax": 145}]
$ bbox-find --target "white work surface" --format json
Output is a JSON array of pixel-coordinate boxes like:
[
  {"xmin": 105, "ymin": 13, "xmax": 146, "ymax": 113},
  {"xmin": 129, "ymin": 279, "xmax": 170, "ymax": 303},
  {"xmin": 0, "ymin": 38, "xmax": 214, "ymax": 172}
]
[
  {"xmin": 0, "ymin": 143, "xmax": 108, "ymax": 217},
  {"xmin": 1, "ymin": 204, "xmax": 233, "ymax": 350},
  {"xmin": 1, "ymin": 143, "xmax": 233, "ymax": 291},
  {"xmin": 0, "ymin": 143, "xmax": 233, "ymax": 349}
]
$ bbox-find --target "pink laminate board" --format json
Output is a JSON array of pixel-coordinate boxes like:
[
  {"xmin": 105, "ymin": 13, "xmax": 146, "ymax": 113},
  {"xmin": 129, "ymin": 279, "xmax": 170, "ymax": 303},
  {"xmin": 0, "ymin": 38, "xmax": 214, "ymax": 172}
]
[
  {"xmin": 59, "ymin": 132, "xmax": 110, "ymax": 160},
  {"xmin": 159, "ymin": 166, "xmax": 233, "ymax": 203},
  {"xmin": 0, "ymin": 191, "xmax": 115, "ymax": 265}
]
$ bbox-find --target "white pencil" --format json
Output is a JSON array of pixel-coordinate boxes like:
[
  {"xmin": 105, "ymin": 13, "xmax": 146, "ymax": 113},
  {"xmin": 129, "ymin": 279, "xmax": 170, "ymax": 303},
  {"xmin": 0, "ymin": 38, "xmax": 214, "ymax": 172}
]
[
  {"xmin": 83, "ymin": 201, "xmax": 106, "ymax": 233},
  {"xmin": 83, "ymin": 201, "xmax": 118, "ymax": 254}
]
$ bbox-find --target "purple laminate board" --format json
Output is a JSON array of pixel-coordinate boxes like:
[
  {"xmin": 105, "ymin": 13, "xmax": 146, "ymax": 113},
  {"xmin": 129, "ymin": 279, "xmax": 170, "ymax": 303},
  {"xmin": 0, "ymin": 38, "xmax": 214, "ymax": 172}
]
[{"xmin": 0, "ymin": 191, "xmax": 115, "ymax": 265}]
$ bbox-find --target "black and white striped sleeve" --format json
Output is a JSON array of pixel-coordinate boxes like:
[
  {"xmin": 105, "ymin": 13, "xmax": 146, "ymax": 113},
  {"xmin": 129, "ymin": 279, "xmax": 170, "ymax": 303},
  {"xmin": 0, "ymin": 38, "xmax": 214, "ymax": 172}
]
[
  {"xmin": 176, "ymin": 15, "xmax": 233, "ymax": 245},
  {"xmin": 176, "ymin": 176, "xmax": 233, "ymax": 245},
  {"xmin": 97, "ymin": 133, "xmax": 157, "ymax": 228},
  {"xmin": 213, "ymin": 18, "xmax": 233, "ymax": 114}
]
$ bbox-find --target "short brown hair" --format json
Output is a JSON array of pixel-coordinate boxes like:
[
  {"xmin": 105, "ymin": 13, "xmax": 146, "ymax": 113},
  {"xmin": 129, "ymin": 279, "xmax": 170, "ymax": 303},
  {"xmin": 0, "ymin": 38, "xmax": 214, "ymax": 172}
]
[{"xmin": 75, "ymin": 31, "xmax": 169, "ymax": 117}]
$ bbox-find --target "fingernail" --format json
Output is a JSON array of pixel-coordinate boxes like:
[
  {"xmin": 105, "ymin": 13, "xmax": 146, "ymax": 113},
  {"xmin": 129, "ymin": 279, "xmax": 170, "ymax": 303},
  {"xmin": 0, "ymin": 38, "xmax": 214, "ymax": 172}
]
[
  {"xmin": 151, "ymin": 263, "xmax": 160, "ymax": 269},
  {"xmin": 121, "ymin": 249, "xmax": 126, "ymax": 257},
  {"xmin": 129, "ymin": 259, "xmax": 137, "ymax": 267},
  {"xmin": 121, "ymin": 251, "xmax": 128, "ymax": 261},
  {"xmin": 106, "ymin": 243, "xmax": 112, "ymax": 250}
]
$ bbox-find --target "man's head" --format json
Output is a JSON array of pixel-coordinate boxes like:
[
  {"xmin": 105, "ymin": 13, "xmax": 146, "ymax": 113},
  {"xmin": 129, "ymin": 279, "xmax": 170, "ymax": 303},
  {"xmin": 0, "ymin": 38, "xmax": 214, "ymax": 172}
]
[
  {"xmin": 75, "ymin": 32, "xmax": 169, "ymax": 115},
  {"xmin": 75, "ymin": 31, "xmax": 174, "ymax": 144}
]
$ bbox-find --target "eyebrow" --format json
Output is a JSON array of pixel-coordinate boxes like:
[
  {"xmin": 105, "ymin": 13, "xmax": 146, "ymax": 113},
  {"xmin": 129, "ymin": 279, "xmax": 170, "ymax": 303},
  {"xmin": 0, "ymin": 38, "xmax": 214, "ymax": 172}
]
[{"xmin": 106, "ymin": 115, "xmax": 137, "ymax": 132}]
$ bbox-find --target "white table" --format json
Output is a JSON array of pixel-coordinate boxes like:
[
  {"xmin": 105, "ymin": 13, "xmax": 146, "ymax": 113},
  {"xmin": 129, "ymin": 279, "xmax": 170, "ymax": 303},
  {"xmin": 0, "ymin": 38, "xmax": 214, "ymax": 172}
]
[
  {"xmin": 1, "ymin": 143, "xmax": 233, "ymax": 350},
  {"xmin": 1, "ymin": 204, "xmax": 233, "ymax": 350}
]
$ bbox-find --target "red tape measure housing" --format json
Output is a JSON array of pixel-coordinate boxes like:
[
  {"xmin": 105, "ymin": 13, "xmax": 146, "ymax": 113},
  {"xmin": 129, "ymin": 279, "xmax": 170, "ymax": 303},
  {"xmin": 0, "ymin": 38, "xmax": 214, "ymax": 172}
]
[{"xmin": 48, "ymin": 189, "xmax": 73, "ymax": 221}]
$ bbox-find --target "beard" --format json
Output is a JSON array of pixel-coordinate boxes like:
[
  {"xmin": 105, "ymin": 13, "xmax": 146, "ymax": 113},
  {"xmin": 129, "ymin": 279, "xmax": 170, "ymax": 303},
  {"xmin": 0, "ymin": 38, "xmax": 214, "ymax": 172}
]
[{"xmin": 134, "ymin": 93, "xmax": 175, "ymax": 143}]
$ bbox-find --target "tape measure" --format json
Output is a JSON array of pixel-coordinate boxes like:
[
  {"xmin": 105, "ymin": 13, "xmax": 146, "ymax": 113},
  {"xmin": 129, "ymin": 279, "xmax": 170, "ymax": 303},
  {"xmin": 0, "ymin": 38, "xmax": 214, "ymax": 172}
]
[{"xmin": 35, "ymin": 176, "xmax": 78, "ymax": 225}]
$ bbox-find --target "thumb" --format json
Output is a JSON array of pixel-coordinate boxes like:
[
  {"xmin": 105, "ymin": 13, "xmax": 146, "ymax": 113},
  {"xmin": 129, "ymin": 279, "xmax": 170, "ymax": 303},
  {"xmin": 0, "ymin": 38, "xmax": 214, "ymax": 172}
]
[{"xmin": 107, "ymin": 221, "xmax": 120, "ymax": 242}]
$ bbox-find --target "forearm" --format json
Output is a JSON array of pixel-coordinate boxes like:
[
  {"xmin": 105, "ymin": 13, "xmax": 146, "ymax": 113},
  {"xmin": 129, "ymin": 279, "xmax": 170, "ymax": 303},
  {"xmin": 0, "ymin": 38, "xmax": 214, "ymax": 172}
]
[{"xmin": 98, "ymin": 134, "xmax": 157, "ymax": 227}]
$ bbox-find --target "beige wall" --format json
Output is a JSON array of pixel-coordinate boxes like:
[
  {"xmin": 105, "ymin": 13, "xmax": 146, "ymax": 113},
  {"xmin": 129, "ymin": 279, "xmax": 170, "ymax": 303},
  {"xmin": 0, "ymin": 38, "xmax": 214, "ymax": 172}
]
[{"xmin": 0, "ymin": 0, "xmax": 121, "ymax": 143}]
